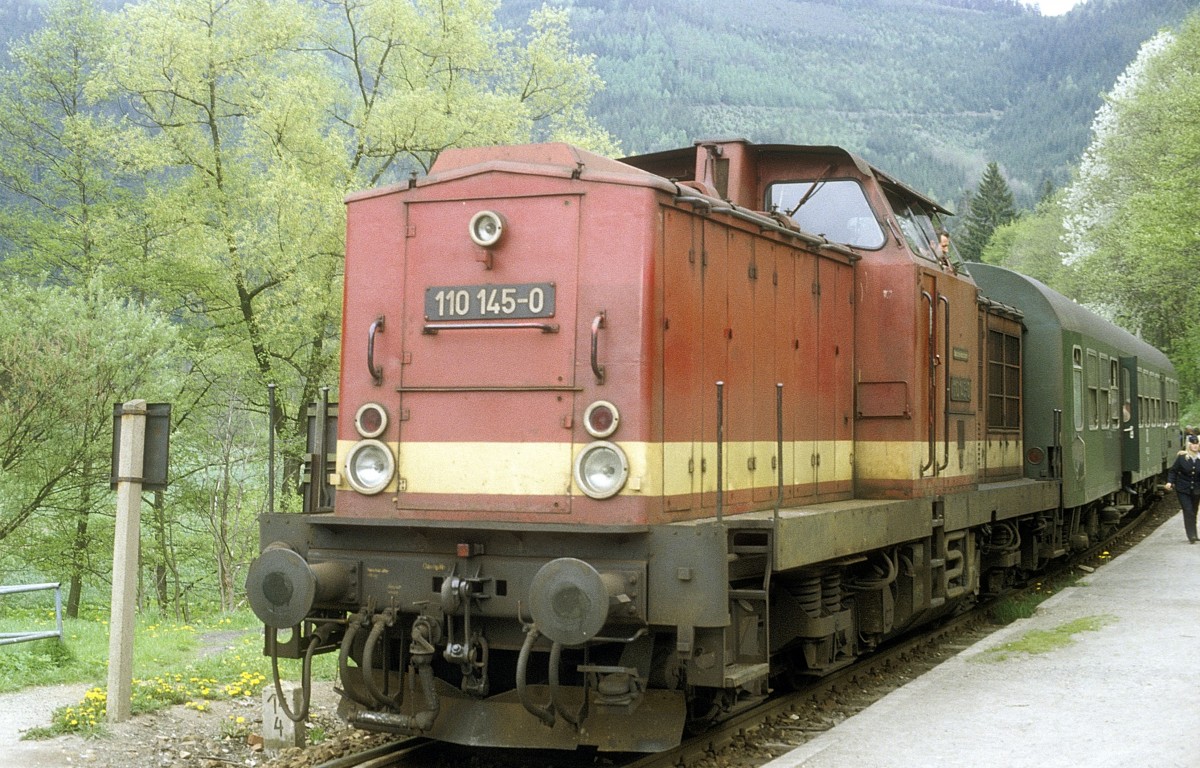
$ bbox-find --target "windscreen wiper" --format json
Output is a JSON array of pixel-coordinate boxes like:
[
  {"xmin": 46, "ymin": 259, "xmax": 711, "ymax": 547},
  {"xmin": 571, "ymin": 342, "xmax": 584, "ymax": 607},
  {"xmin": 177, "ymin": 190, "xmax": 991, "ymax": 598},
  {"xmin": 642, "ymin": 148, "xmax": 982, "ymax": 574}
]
[{"xmin": 786, "ymin": 162, "xmax": 838, "ymax": 217}]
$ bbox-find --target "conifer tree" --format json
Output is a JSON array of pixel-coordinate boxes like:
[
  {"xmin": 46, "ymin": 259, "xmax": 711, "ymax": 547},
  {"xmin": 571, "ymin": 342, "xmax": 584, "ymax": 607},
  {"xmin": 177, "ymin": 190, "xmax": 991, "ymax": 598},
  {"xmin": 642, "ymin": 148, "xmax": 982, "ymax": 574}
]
[{"xmin": 959, "ymin": 162, "xmax": 1017, "ymax": 262}]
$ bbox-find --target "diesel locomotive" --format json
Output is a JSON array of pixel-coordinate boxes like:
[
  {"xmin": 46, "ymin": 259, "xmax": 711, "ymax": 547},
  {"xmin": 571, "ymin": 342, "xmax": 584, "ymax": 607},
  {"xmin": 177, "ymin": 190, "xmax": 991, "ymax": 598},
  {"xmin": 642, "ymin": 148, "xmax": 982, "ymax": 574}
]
[{"xmin": 246, "ymin": 139, "xmax": 1177, "ymax": 752}]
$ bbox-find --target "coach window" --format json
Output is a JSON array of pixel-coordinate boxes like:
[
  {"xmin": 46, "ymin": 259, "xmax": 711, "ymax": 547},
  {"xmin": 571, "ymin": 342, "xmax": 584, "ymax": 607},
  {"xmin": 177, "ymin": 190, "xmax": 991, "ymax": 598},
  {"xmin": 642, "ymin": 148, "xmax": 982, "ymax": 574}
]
[
  {"xmin": 1087, "ymin": 350, "xmax": 1099, "ymax": 429},
  {"xmin": 767, "ymin": 179, "xmax": 885, "ymax": 249},
  {"xmin": 1072, "ymin": 346, "xmax": 1083, "ymax": 432},
  {"xmin": 1153, "ymin": 373, "xmax": 1163, "ymax": 425},
  {"xmin": 1109, "ymin": 359, "xmax": 1120, "ymax": 427},
  {"xmin": 1098, "ymin": 354, "xmax": 1110, "ymax": 429},
  {"xmin": 1121, "ymin": 367, "xmax": 1132, "ymax": 424},
  {"xmin": 1139, "ymin": 370, "xmax": 1149, "ymax": 428}
]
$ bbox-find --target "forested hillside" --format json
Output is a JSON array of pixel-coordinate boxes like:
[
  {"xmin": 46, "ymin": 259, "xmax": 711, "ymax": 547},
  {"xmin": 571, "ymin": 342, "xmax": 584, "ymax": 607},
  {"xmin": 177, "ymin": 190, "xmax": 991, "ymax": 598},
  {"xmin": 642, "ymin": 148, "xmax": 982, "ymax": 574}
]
[
  {"xmin": 3, "ymin": 0, "xmax": 1196, "ymax": 204},
  {"xmin": 0, "ymin": 0, "xmax": 44, "ymax": 54},
  {"xmin": 4, "ymin": 0, "xmax": 1196, "ymax": 204},
  {"xmin": 498, "ymin": 0, "xmax": 1200, "ymax": 207}
]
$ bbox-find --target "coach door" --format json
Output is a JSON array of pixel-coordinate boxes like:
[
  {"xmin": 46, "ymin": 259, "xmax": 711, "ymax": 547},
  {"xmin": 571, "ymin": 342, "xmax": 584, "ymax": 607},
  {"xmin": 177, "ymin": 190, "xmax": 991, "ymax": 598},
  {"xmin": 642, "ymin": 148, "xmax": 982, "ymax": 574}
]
[{"xmin": 1119, "ymin": 356, "xmax": 1140, "ymax": 473}]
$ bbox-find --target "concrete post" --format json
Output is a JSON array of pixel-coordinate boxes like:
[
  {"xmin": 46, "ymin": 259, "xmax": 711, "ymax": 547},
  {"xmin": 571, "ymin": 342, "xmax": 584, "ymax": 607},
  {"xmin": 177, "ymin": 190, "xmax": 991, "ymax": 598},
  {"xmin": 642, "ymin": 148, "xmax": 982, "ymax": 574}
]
[
  {"xmin": 263, "ymin": 682, "xmax": 306, "ymax": 752},
  {"xmin": 108, "ymin": 399, "xmax": 146, "ymax": 724}
]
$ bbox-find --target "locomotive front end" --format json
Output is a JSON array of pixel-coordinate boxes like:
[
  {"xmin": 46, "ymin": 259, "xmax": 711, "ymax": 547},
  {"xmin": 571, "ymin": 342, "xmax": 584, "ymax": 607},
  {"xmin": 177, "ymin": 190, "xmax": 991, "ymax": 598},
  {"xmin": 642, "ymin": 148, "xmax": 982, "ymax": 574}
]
[{"xmin": 248, "ymin": 144, "xmax": 699, "ymax": 751}]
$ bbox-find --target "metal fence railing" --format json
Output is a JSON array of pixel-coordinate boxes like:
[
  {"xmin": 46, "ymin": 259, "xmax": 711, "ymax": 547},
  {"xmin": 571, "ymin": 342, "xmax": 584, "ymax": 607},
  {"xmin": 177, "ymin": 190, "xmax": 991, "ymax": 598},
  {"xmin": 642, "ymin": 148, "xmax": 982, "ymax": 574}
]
[{"xmin": 0, "ymin": 582, "xmax": 64, "ymax": 646}]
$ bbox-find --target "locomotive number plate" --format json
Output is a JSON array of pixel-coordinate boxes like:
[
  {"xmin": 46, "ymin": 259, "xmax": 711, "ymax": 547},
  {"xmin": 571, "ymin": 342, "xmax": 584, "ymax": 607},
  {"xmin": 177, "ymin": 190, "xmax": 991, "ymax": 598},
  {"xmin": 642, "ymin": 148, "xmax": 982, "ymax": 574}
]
[{"xmin": 425, "ymin": 283, "xmax": 556, "ymax": 320}]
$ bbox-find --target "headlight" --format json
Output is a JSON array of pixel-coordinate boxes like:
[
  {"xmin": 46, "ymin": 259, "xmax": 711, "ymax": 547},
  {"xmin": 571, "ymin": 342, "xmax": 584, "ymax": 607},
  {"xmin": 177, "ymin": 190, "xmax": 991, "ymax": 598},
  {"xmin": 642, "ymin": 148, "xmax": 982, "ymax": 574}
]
[
  {"xmin": 574, "ymin": 441, "xmax": 629, "ymax": 499},
  {"xmin": 468, "ymin": 210, "xmax": 505, "ymax": 247},
  {"xmin": 345, "ymin": 439, "xmax": 395, "ymax": 495}
]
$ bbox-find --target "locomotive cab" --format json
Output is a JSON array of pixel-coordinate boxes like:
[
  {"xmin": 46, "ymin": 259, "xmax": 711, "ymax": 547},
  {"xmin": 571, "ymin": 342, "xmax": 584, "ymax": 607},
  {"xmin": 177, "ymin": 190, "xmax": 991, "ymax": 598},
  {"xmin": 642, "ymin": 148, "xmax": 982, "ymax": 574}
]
[{"xmin": 626, "ymin": 139, "xmax": 992, "ymax": 499}]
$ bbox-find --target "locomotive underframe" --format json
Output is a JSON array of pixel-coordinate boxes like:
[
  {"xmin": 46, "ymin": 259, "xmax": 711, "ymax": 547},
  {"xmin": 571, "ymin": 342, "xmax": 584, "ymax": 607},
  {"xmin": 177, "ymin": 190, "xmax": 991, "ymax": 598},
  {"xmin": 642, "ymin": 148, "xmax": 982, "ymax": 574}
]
[{"xmin": 250, "ymin": 472, "xmax": 1167, "ymax": 751}]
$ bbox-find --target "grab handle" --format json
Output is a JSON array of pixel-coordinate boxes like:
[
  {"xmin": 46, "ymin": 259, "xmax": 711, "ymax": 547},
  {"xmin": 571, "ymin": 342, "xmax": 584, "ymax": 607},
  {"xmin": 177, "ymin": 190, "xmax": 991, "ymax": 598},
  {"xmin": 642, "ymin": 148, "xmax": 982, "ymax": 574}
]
[
  {"xmin": 591, "ymin": 310, "xmax": 607, "ymax": 384},
  {"xmin": 920, "ymin": 291, "xmax": 935, "ymax": 475},
  {"xmin": 422, "ymin": 321, "xmax": 559, "ymax": 334},
  {"xmin": 368, "ymin": 316, "xmax": 385, "ymax": 386},
  {"xmin": 937, "ymin": 293, "xmax": 951, "ymax": 473}
]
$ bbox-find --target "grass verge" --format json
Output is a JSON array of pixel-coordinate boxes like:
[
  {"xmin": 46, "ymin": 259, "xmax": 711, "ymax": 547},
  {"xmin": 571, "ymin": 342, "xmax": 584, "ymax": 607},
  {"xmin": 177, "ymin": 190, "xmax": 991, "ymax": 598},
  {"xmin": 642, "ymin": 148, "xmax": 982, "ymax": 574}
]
[
  {"xmin": 977, "ymin": 614, "xmax": 1116, "ymax": 662},
  {"xmin": 0, "ymin": 607, "xmax": 335, "ymax": 738},
  {"xmin": 987, "ymin": 548, "xmax": 1114, "ymax": 625}
]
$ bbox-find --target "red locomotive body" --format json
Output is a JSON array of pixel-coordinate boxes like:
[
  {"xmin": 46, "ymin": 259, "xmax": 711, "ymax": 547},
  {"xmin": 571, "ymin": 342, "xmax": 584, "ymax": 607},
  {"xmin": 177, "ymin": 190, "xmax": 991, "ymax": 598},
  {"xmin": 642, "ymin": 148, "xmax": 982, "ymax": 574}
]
[
  {"xmin": 627, "ymin": 141, "xmax": 995, "ymax": 502},
  {"xmin": 247, "ymin": 140, "xmax": 1160, "ymax": 752},
  {"xmin": 338, "ymin": 143, "xmax": 862, "ymax": 526}
]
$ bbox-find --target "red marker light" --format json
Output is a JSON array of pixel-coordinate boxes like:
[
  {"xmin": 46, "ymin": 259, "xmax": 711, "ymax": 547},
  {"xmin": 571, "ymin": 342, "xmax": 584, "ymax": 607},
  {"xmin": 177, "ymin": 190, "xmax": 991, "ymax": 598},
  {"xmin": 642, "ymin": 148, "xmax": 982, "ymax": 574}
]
[{"xmin": 583, "ymin": 400, "xmax": 620, "ymax": 439}]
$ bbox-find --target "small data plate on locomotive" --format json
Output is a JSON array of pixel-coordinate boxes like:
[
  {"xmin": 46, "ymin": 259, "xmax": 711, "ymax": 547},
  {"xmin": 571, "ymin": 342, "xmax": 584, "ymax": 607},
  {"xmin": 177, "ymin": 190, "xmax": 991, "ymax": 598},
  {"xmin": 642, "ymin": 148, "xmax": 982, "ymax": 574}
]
[{"xmin": 425, "ymin": 283, "xmax": 556, "ymax": 320}]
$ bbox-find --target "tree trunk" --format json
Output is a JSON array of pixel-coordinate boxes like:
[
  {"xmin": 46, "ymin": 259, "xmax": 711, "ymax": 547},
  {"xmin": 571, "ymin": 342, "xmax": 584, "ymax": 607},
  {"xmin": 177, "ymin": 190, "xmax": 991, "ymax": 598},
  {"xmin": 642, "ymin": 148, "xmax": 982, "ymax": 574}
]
[{"xmin": 65, "ymin": 462, "xmax": 94, "ymax": 619}]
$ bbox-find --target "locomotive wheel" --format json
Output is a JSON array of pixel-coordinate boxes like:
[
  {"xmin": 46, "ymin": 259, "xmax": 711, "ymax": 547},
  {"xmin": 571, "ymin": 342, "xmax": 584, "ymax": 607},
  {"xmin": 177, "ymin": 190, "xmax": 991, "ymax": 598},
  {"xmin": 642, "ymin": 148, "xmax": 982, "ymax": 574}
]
[{"xmin": 683, "ymin": 688, "xmax": 732, "ymax": 735}]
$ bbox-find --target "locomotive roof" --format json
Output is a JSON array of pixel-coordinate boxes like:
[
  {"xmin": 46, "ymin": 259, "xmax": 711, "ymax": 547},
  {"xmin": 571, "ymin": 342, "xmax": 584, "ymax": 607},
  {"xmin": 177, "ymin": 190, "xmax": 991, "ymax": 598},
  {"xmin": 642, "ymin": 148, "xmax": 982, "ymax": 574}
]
[
  {"xmin": 971, "ymin": 263, "xmax": 1174, "ymax": 373},
  {"xmin": 348, "ymin": 141, "xmax": 953, "ymax": 222},
  {"xmin": 424, "ymin": 143, "xmax": 676, "ymax": 192},
  {"xmin": 346, "ymin": 143, "xmax": 677, "ymax": 202},
  {"xmin": 621, "ymin": 139, "xmax": 953, "ymax": 216}
]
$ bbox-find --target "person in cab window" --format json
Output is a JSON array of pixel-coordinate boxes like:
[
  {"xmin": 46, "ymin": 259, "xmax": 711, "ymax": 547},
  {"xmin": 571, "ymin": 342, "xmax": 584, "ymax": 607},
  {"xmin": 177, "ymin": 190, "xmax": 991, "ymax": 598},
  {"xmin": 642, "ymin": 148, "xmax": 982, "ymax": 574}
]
[
  {"xmin": 1165, "ymin": 434, "xmax": 1200, "ymax": 543},
  {"xmin": 935, "ymin": 229, "xmax": 957, "ymax": 274}
]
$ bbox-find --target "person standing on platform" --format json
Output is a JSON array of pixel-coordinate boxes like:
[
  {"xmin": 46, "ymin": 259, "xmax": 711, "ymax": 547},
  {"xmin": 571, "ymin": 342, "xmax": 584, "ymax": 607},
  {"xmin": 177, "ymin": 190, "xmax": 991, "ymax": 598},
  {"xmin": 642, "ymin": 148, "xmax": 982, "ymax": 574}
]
[{"xmin": 1165, "ymin": 434, "xmax": 1200, "ymax": 543}]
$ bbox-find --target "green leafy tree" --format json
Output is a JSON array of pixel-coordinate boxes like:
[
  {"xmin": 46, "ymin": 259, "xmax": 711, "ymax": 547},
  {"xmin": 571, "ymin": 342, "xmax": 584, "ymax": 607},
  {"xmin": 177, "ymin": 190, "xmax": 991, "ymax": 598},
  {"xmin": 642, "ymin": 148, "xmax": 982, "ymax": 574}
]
[
  {"xmin": 106, "ymin": 0, "xmax": 339, "ymax": 460},
  {"xmin": 959, "ymin": 162, "xmax": 1018, "ymax": 262},
  {"xmin": 0, "ymin": 0, "xmax": 186, "ymax": 616},
  {"xmin": 0, "ymin": 0, "xmax": 135, "ymax": 285},
  {"xmin": 1064, "ymin": 16, "xmax": 1200, "ymax": 404},
  {"xmin": 0, "ymin": 281, "xmax": 180, "ymax": 616},
  {"xmin": 981, "ymin": 190, "xmax": 1080, "ymax": 298},
  {"xmin": 315, "ymin": 0, "xmax": 618, "ymax": 185}
]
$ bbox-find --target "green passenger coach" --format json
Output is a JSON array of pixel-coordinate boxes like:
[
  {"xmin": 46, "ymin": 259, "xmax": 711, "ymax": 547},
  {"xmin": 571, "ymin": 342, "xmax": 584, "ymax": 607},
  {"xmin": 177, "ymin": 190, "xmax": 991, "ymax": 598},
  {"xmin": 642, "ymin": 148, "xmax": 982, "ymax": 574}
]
[{"xmin": 971, "ymin": 264, "xmax": 1177, "ymax": 511}]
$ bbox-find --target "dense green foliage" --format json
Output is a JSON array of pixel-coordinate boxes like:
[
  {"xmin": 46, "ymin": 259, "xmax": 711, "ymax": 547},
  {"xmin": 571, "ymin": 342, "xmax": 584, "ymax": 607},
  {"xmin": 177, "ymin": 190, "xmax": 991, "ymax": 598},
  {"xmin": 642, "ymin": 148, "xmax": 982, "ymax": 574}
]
[
  {"xmin": 0, "ymin": 282, "xmax": 180, "ymax": 614},
  {"xmin": 981, "ymin": 14, "xmax": 1200, "ymax": 408},
  {"xmin": 981, "ymin": 191, "xmax": 1079, "ymax": 295},
  {"xmin": 0, "ymin": 0, "xmax": 612, "ymax": 618},
  {"xmin": 1062, "ymin": 16, "xmax": 1200, "ymax": 402}
]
